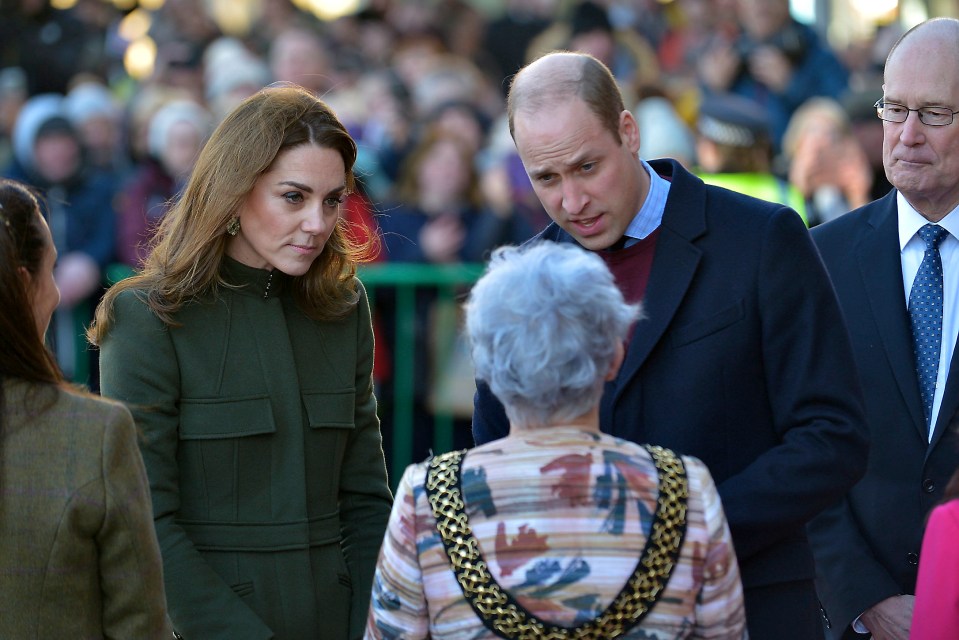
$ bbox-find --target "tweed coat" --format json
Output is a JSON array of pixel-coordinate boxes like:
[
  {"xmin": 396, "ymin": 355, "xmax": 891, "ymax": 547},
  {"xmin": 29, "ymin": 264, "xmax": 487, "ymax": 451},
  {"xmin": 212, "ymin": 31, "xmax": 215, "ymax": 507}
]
[
  {"xmin": 0, "ymin": 379, "xmax": 171, "ymax": 638},
  {"xmin": 99, "ymin": 257, "xmax": 393, "ymax": 639}
]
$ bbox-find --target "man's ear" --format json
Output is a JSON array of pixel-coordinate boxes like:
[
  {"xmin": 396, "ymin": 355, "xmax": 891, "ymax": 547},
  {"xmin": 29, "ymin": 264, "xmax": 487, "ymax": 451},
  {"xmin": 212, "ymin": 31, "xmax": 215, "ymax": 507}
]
[{"xmin": 620, "ymin": 110, "xmax": 641, "ymax": 155}]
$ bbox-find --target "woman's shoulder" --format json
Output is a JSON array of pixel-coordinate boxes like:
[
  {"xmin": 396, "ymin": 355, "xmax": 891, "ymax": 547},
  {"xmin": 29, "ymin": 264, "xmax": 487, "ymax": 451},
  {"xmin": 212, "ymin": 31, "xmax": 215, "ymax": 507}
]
[
  {"xmin": 110, "ymin": 285, "xmax": 151, "ymax": 311},
  {"xmin": 58, "ymin": 386, "xmax": 134, "ymax": 426},
  {"xmin": 675, "ymin": 452, "xmax": 710, "ymax": 475},
  {"xmin": 104, "ymin": 287, "xmax": 166, "ymax": 332},
  {"xmin": 5, "ymin": 382, "xmax": 133, "ymax": 439},
  {"xmin": 352, "ymin": 275, "xmax": 368, "ymax": 300}
]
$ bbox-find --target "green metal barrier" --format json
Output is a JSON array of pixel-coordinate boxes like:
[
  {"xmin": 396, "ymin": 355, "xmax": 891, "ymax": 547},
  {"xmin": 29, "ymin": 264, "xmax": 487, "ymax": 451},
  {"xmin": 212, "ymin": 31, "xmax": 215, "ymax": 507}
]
[
  {"xmin": 105, "ymin": 263, "xmax": 136, "ymax": 286},
  {"xmin": 359, "ymin": 263, "xmax": 485, "ymax": 485},
  {"xmin": 69, "ymin": 300, "xmax": 91, "ymax": 385}
]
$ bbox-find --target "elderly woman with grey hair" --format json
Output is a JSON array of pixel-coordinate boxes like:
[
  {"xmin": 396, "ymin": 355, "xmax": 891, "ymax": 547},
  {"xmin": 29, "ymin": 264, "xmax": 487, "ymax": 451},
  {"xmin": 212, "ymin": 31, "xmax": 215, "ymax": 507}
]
[{"xmin": 365, "ymin": 241, "xmax": 746, "ymax": 639}]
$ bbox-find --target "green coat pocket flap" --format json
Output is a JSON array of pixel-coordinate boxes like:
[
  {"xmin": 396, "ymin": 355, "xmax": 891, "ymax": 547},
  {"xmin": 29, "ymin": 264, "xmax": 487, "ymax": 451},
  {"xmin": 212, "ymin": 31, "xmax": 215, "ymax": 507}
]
[
  {"xmin": 302, "ymin": 389, "xmax": 355, "ymax": 429},
  {"xmin": 179, "ymin": 396, "xmax": 276, "ymax": 439}
]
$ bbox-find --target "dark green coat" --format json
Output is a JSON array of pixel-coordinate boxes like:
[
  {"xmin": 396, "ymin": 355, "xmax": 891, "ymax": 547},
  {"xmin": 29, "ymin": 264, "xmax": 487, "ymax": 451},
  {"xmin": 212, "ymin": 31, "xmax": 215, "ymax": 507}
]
[{"xmin": 100, "ymin": 257, "xmax": 392, "ymax": 639}]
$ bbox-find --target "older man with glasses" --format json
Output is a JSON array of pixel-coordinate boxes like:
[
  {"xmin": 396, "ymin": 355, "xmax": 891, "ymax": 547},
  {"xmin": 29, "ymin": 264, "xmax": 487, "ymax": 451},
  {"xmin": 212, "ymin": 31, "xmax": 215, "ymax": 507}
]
[{"xmin": 808, "ymin": 17, "xmax": 959, "ymax": 640}]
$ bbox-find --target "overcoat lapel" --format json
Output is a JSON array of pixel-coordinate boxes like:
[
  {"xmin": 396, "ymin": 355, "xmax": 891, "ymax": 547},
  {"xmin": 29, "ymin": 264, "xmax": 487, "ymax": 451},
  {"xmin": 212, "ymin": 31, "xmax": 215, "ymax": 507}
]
[
  {"xmin": 613, "ymin": 165, "xmax": 706, "ymax": 403},
  {"xmin": 857, "ymin": 193, "xmax": 927, "ymax": 439}
]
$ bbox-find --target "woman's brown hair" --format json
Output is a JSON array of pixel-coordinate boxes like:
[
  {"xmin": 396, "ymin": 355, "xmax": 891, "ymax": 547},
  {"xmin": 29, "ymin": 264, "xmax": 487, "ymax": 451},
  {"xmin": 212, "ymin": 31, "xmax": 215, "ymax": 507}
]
[
  {"xmin": 89, "ymin": 84, "xmax": 371, "ymax": 343},
  {"xmin": 0, "ymin": 179, "xmax": 63, "ymax": 386},
  {"xmin": 0, "ymin": 178, "xmax": 64, "ymax": 455}
]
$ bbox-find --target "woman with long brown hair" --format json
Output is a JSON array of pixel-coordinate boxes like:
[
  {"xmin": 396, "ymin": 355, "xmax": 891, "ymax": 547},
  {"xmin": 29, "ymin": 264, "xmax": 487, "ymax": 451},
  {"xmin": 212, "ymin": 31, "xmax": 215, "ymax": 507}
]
[
  {"xmin": 0, "ymin": 177, "xmax": 170, "ymax": 637},
  {"xmin": 89, "ymin": 84, "xmax": 392, "ymax": 639}
]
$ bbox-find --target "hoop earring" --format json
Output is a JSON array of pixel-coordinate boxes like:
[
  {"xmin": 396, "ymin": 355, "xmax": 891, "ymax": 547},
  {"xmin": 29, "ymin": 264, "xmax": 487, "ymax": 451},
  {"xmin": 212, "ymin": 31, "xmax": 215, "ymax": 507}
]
[{"xmin": 226, "ymin": 217, "xmax": 240, "ymax": 236}]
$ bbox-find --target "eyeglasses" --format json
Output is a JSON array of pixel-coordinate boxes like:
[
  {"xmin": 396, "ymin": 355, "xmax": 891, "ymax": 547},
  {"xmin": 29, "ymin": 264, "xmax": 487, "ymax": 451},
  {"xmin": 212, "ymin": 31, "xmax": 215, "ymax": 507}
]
[{"xmin": 874, "ymin": 99, "xmax": 959, "ymax": 126}]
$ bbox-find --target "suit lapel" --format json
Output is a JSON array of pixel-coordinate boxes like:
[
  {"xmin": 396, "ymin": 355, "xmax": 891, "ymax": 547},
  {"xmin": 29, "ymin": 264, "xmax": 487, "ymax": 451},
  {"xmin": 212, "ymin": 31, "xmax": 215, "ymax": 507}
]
[
  {"xmin": 614, "ymin": 161, "xmax": 704, "ymax": 402},
  {"xmin": 856, "ymin": 192, "xmax": 927, "ymax": 438}
]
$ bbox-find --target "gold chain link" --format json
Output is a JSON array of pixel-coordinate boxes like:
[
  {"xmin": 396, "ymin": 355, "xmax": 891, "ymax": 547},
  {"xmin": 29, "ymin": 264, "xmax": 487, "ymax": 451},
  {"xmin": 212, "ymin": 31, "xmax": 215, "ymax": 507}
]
[{"xmin": 425, "ymin": 444, "xmax": 688, "ymax": 639}]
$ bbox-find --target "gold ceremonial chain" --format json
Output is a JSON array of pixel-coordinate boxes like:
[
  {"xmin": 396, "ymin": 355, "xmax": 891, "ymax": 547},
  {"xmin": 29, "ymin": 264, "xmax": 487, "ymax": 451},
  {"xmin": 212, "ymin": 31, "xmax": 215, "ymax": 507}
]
[{"xmin": 425, "ymin": 444, "xmax": 688, "ymax": 640}]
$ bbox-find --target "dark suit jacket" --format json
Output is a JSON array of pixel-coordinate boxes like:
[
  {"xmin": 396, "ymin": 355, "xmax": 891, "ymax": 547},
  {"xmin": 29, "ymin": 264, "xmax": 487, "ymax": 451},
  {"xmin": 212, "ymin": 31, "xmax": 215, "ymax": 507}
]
[
  {"xmin": 808, "ymin": 190, "xmax": 959, "ymax": 639},
  {"xmin": 473, "ymin": 159, "xmax": 869, "ymax": 637}
]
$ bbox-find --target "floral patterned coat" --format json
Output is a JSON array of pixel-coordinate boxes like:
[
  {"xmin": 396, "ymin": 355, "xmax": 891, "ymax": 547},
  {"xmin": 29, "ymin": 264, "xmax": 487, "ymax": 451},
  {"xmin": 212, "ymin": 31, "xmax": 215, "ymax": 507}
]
[{"xmin": 366, "ymin": 427, "xmax": 745, "ymax": 639}]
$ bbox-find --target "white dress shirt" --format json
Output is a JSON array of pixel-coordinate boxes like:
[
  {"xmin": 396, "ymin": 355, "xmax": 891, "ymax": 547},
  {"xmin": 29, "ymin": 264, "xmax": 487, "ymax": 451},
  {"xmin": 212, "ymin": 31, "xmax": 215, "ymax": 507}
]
[{"xmin": 898, "ymin": 193, "xmax": 959, "ymax": 441}]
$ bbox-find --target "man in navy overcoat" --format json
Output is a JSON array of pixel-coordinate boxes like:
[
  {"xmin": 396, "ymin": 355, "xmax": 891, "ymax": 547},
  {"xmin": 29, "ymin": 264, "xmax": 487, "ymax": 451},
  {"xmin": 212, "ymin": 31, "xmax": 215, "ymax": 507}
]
[{"xmin": 472, "ymin": 51, "xmax": 868, "ymax": 639}]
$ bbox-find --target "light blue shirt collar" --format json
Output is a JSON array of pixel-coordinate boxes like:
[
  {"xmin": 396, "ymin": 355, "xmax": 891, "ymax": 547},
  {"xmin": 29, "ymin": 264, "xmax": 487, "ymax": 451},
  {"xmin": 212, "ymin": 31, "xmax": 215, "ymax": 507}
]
[{"xmin": 623, "ymin": 159, "xmax": 669, "ymax": 245}]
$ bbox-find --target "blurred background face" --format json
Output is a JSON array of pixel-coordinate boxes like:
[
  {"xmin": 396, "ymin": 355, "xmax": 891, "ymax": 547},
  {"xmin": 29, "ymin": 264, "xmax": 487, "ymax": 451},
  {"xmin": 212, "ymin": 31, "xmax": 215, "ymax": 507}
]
[
  {"xmin": 433, "ymin": 106, "xmax": 484, "ymax": 155},
  {"xmin": 679, "ymin": 0, "xmax": 717, "ymax": 29},
  {"xmin": 269, "ymin": 29, "xmax": 331, "ymax": 95},
  {"xmin": 569, "ymin": 30, "xmax": 616, "ymax": 68},
  {"xmin": 737, "ymin": 0, "xmax": 790, "ymax": 40},
  {"xmin": 794, "ymin": 112, "xmax": 845, "ymax": 155},
  {"xmin": 417, "ymin": 138, "xmax": 471, "ymax": 205},
  {"xmin": 161, "ymin": 120, "xmax": 204, "ymax": 179},
  {"xmin": 77, "ymin": 114, "xmax": 119, "ymax": 164},
  {"xmin": 33, "ymin": 132, "xmax": 81, "ymax": 184}
]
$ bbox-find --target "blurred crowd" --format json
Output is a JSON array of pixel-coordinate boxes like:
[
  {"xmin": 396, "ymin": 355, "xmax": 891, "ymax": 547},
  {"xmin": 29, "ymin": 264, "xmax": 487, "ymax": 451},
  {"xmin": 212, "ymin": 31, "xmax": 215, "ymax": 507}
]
[{"xmin": 0, "ymin": 0, "xmax": 906, "ymax": 443}]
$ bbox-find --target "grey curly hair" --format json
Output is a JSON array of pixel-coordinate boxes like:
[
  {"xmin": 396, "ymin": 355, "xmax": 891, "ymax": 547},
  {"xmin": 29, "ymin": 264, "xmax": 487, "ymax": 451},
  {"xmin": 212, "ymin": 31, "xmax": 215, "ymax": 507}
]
[{"xmin": 465, "ymin": 241, "xmax": 641, "ymax": 428}]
